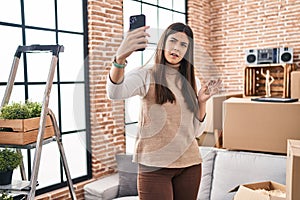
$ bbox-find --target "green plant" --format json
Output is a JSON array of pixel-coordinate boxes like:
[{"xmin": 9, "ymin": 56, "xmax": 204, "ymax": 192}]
[
  {"xmin": 0, "ymin": 101, "xmax": 42, "ymax": 119},
  {"xmin": 0, "ymin": 192, "xmax": 13, "ymax": 200},
  {"xmin": 0, "ymin": 148, "xmax": 22, "ymax": 172}
]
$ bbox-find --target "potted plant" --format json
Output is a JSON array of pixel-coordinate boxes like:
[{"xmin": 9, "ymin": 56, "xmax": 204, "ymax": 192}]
[
  {"xmin": 0, "ymin": 192, "xmax": 13, "ymax": 200},
  {"xmin": 0, "ymin": 148, "xmax": 22, "ymax": 185},
  {"xmin": 0, "ymin": 101, "xmax": 42, "ymax": 120},
  {"xmin": 0, "ymin": 101, "xmax": 54, "ymax": 145}
]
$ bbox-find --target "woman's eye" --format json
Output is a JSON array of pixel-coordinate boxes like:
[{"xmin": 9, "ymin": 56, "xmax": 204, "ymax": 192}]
[{"xmin": 181, "ymin": 43, "xmax": 187, "ymax": 47}]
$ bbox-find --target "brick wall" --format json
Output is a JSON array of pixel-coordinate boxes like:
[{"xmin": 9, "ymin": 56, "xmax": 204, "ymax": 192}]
[
  {"xmin": 189, "ymin": 0, "xmax": 300, "ymax": 92},
  {"xmin": 87, "ymin": 0, "xmax": 125, "ymax": 180},
  {"xmin": 36, "ymin": 0, "xmax": 300, "ymax": 198}
]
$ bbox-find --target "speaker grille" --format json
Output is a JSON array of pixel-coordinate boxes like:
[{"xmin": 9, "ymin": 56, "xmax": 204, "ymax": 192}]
[
  {"xmin": 247, "ymin": 54, "xmax": 256, "ymax": 63},
  {"xmin": 281, "ymin": 52, "xmax": 292, "ymax": 62}
]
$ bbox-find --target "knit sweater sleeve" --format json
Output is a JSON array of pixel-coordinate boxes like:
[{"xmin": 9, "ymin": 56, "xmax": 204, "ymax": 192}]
[
  {"xmin": 194, "ymin": 77, "xmax": 207, "ymax": 137},
  {"xmin": 106, "ymin": 67, "xmax": 151, "ymax": 100}
]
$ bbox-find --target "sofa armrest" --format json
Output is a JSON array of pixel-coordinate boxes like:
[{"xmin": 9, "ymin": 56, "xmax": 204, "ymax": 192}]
[{"xmin": 84, "ymin": 173, "xmax": 120, "ymax": 200}]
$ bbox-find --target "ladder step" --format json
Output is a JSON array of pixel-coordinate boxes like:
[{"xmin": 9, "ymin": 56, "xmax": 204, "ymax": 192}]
[{"xmin": 15, "ymin": 45, "xmax": 64, "ymax": 58}]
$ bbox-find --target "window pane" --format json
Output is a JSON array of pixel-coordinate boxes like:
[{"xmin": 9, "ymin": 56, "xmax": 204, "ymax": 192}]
[
  {"xmin": 28, "ymin": 85, "xmax": 59, "ymax": 119},
  {"xmin": 62, "ymin": 132, "xmax": 87, "ymax": 180},
  {"xmin": 1, "ymin": 85, "xmax": 25, "ymax": 103},
  {"xmin": 60, "ymin": 84, "xmax": 86, "ymax": 132},
  {"xmin": 0, "ymin": 26, "xmax": 24, "ymax": 82},
  {"xmin": 0, "ymin": 0, "xmax": 21, "ymax": 24},
  {"xmin": 26, "ymin": 51, "xmax": 57, "ymax": 82},
  {"xmin": 147, "ymin": 26, "xmax": 160, "ymax": 46},
  {"xmin": 123, "ymin": 0, "xmax": 141, "ymax": 31},
  {"xmin": 159, "ymin": 9, "xmax": 173, "ymax": 30},
  {"xmin": 142, "ymin": 0, "xmax": 157, "ymax": 5},
  {"xmin": 25, "ymin": 29, "xmax": 56, "ymax": 46},
  {"xmin": 173, "ymin": 0, "xmax": 186, "ymax": 13},
  {"xmin": 72, "ymin": 83, "xmax": 86, "ymax": 131},
  {"xmin": 31, "ymin": 142, "xmax": 61, "ymax": 188},
  {"xmin": 24, "ymin": 0, "xmax": 55, "ymax": 29},
  {"xmin": 0, "ymin": 0, "xmax": 89, "ymax": 193},
  {"xmin": 57, "ymin": 0, "xmax": 83, "ymax": 32},
  {"xmin": 58, "ymin": 33, "xmax": 84, "ymax": 82},
  {"xmin": 173, "ymin": 12, "xmax": 186, "ymax": 24},
  {"xmin": 158, "ymin": 0, "xmax": 172, "ymax": 9},
  {"xmin": 142, "ymin": 4, "xmax": 158, "ymax": 29}
]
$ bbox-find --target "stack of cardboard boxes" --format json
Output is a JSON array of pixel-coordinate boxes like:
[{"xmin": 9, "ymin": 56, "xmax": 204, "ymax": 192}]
[{"xmin": 218, "ymin": 65, "xmax": 300, "ymax": 199}]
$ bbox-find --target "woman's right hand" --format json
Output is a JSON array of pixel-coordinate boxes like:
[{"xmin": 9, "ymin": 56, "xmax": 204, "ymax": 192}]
[{"xmin": 115, "ymin": 26, "xmax": 150, "ymax": 64}]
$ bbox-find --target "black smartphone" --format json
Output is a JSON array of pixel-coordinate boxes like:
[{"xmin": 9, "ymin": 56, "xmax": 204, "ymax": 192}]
[{"xmin": 129, "ymin": 14, "xmax": 146, "ymax": 51}]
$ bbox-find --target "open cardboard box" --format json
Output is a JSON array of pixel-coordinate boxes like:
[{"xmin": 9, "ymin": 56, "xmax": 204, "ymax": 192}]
[
  {"xmin": 230, "ymin": 181, "xmax": 286, "ymax": 200},
  {"xmin": 286, "ymin": 139, "xmax": 300, "ymax": 200}
]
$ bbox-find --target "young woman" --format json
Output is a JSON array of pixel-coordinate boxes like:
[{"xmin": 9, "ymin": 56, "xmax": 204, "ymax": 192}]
[{"xmin": 107, "ymin": 22, "xmax": 218, "ymax": 200}]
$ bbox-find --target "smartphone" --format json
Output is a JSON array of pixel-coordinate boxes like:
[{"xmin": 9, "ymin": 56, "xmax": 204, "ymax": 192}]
[{"xmin": 129, "ymin": 14, "xmax": 146, "ymax": 51}]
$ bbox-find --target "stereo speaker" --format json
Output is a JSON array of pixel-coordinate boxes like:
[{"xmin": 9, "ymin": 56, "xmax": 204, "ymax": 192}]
[
  {"xmin": 291, "ymin": 71, "xmax": 300, "ymax": 99},
  {"xmin": 245, "ymin": 49, "xmax": 257, "ymax": 65},
  {"xmin": 279, "ymin": 47, "xmax": 293, "ymax": 64}
]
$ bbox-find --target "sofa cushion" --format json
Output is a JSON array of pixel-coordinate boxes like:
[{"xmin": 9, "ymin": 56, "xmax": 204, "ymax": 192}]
[
  {"xmin": 84, "ymin": 173, "xmax": 119, "ymax": 200},
  {"xmin": 116, "ymin": 154, "xmax": 138, "ymax": 197},
  {"xmin": 210, "ymin": 150, "xmax": 286, "ymax": 200},
  {"xmin": 198, "ymin": 147, "xmax": 218, "ymax": 200}
]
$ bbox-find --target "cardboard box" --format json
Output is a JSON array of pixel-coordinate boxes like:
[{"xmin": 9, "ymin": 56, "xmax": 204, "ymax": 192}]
[
  {"xmin": 286, "ymin": 139, "xmax": 300, "ymax": 200},
  {"xmin": 231, "ymin": 181, "xmax": 286, "ymax": 200},
  {"xmin": 223, "ymin": 97, "xmax": 300, "ymax": 154},
  {"xmin": 291, "ymin": 71, "xmax": 300, "ymax": 99},
  {"xmin": 205, "ymin": 92, "xmax": 243, "ymax": 133}
]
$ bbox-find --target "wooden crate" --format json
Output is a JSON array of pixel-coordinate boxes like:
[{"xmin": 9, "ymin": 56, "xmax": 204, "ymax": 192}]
[
  {"xmin": 0, "ymin": 115, "xmax": 55, "ymax": 145},
  {"xmin": 244, "ymin": 63, "xmax": 295, "ymax": 98}
]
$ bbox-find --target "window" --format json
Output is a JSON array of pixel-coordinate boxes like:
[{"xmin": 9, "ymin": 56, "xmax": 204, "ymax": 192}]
[
  {"xmin": 123, "ymin": 0, "xmax": 187, "ymax": 153},
  {"xmin": 0, "ymin": 0, "xmax": 90, "ymax": 195}
]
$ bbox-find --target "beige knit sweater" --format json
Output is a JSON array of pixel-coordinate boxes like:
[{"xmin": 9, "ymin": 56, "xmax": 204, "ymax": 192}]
[{"xmin": 106, "ymin": 65, "xmax": 206, "ymax": 168}]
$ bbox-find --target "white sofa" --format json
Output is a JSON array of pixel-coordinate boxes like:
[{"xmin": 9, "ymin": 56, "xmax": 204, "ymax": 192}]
[{"xmin": 84, "ymin": 147, "xmax": 286, "ymax": 200}]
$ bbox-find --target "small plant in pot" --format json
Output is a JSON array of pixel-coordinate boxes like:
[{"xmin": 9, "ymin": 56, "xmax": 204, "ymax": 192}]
[
  {"xmin": 0, "ymin": 101, "xmax": 49, "ymax": 145},
  {"xmin": 0, "ymin": 101, "xmax": 42, "ymax": 120},
  {"xmin": 0, "ymin": 148, "xmax": 22, "ymax": 185},
  {"xmin": 0, "ymin": 192, "xmax": 13, "ymax": 200}
]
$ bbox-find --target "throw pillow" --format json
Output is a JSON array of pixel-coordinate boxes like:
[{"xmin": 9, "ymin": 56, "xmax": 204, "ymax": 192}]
[{"xmin": 115, "ymin": 154, "xmax": 138, "ymax": 197}]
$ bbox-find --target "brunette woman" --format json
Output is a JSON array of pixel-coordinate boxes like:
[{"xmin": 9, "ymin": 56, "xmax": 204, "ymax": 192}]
[{"xmin": 107, "ymin": 22, "xmax": 219, "ymax": 200}]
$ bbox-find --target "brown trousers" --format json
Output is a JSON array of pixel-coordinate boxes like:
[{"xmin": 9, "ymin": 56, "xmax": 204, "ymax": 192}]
[{"xmin": 138, "ymin": 164, "xmax": 202, "ymax": 200}]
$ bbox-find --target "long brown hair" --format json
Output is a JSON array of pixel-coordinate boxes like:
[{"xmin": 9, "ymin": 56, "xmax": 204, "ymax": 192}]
[{"xmin": 152, "ymin": 22, "xmax": 198, "ymax": 113}]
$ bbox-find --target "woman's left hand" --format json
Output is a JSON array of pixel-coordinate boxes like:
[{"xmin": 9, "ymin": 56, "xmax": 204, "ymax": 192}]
[{"xmin": 198, "ymin": 79, "xmax": 222, "ymax": 103}]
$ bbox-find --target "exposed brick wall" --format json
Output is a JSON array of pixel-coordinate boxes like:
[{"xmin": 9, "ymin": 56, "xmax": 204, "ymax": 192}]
[
  {"xmin": 188, "ymin": 0, "xmax": 300, "ymax": 93},
  {"xmin": 88, "ymin": 0, "xmax": 125, "ymax": 180},
  {"xmin": 36, "ymin": 0, "xmax": 300, "ymax": 198},
  {"xmin": 187, "ymin": 0, "xmax": 216, "ymax": 82}
]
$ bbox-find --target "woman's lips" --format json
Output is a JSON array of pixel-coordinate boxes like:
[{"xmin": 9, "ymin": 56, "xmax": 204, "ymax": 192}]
[{"xmin": 170, "ymin": 53, "xmax": 179, "ymax": 58}]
